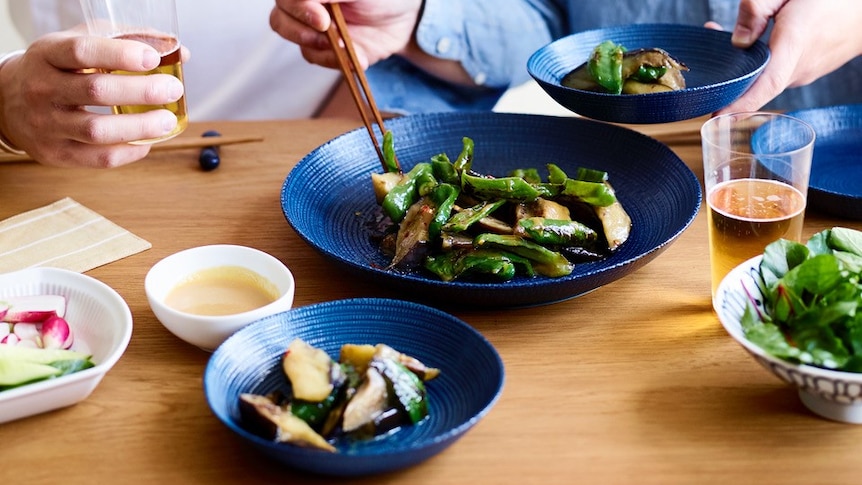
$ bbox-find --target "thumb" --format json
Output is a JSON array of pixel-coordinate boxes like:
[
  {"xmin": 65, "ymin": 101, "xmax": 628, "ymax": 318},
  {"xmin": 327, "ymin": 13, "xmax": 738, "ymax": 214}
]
[
  {"xmin": 715, "ymin": 49, "xmax": 794, "ymax": 114},
  {"xmin": 732, "ymin": 0, "xmax": 789, "ymax": 47}
]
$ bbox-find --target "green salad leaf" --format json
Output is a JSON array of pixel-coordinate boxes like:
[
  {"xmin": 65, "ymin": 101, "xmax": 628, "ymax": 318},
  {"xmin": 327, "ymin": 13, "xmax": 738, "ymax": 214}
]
[{"xmin": 743, "ymin": 227, "xmax": 862, "ymax": 372}]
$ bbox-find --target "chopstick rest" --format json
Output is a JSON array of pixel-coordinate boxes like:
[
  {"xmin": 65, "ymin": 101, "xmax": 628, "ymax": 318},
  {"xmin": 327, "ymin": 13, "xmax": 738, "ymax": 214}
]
[{"xmin": 0, "ymin": 197, "xmax": 151, "ymax": 273}]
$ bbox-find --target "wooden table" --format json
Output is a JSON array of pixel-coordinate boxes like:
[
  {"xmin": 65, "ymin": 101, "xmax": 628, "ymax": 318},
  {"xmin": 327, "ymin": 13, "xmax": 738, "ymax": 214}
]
[{"xmin": 1, "ymin": 117, "xmax": 860, "ymax": 485}]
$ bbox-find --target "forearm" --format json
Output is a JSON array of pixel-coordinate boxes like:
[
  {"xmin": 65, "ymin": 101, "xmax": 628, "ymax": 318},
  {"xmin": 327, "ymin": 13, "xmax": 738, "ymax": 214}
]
[
  {"xmin": 398, "ymin": 0, "xmax": 567, "ymax": 89},
  {"xmin": 0, "ymin": 50, "xmax": 26, "ymax": 154}
]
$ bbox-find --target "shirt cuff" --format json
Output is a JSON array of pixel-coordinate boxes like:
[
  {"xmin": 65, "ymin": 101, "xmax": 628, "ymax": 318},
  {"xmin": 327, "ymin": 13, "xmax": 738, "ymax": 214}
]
[{"xmin": 0, "ymin": 50, "xmax": 27, "ymax": 155}]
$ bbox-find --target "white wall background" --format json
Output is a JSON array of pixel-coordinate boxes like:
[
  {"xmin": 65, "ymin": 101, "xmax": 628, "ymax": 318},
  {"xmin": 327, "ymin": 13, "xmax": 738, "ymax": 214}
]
[
  {"xmin": 0, "ymin": 0, "xmax": 25, "ymax": 52},
  {"xmin": 0, "ymin": 0, "xmax": 566, "ymax": 116}
]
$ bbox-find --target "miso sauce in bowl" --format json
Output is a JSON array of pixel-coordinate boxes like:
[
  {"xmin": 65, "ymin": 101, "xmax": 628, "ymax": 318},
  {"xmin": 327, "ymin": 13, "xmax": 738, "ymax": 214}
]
[
  {"xmin": 145, "ymin": 245, "xmax": 296, "ymax": 351},
  {"xmin": 165, "ymin": 266, "xmax": 279, "ymax": 316}
]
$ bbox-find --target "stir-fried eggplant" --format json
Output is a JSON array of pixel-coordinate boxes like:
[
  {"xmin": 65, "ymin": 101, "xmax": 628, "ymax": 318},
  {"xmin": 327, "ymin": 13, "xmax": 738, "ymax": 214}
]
[
  {"xmin": 562, "ymin": 40, "xmax": 688, "ymax": 95},
  {"xmin": 239, "ymin": 339, "xmax": 438, "ymax": 452},
  {"xmin": 372, "ymin": 135, "xmax": 632, "ymax": 282}
]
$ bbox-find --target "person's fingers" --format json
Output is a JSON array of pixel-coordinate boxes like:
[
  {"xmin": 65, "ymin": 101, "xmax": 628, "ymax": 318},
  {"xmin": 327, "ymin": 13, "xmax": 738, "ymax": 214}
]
[
  {"xmin": 272, "ymin": 0, "xmax": 332, "ymax": 33},
  {"xmin": 36, "ymin": 33, "xmax": 161, "ymax": 72},
  {"xmin": 47, "ymin": 72, "xmax": 184, "ymax": 108},
  {"xmin": 38, "ymin": 141, "xmax": 152, "ymax": 168},
  {"xmin": 715, "ymin": 41, "xmax": 797, "ymax": 114},
  {"xmin": 64, "ymin": 109, "xmax": 178, "ymax": 145},
  {"xmin": 732, "ymin": 0, "xmax": 788, "ymax": 47},
  {"xmin": 703, "ymin": 21, "xmax": 724, "ymax": 31}
]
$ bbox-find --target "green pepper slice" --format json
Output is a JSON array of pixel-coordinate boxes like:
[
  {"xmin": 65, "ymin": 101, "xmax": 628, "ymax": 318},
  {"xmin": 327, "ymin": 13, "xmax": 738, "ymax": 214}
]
[
  {"xmin": 428, "ymin": 183, "xmax": 460, "ymax": 240},
  {"xmin": 510, "ymin": 168, "xmax": 542, "ymax": 184},
  {"xmin": 424, "ymin": 249, "xmax": 534, "ymax": 281},
  {"xmin": 442, "ymin": 199, "xmax": 506, "ymax": 233},
  {"xmin": 382, "ymin": 130, "xmax": 400, "ymax": 174},
  {"xmin": 453, "ymin": 137, "xmax": 474, "ymax": 172},
  {"xmin": 519, "ymin": 217, "xmax": 598, "ymax": 246},
  {"xmin": 475, "ymin": 234, "xmax": 573, "ymax": 277},
  {"xmin": 462, "ymin": 172, "xmax": 550, "ymax": 202},
  {"xmin": 588, "ymin": 40, "xmax": 626, "ymax": 94},
  {"xmin": 631, "ymin": 65, "xmax": 668, "ymax": 83},
  {"xmin": 562, "ymin": 179, "xmax": 616, "ymax": 207},
  {"xmin": 382, "ymin": 162, "xmax": 434, "ymax": 223}
]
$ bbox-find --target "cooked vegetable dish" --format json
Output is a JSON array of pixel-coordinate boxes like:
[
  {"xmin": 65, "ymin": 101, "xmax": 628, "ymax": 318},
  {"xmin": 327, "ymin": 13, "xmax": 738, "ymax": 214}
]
[
  {"xmin": 239, "ymin": 339, "xmax": 439, "ymax": 452},
  {"xmin": 370, "ymin": 134, "xmax": 632, "ymax": 282},
  {"xmin": 742, "ymin": 227, "xmax": 862, "ymax": 372},
  {"xmin": 562, "ymin": 40, "xmax": 688, "ymax": 94}
]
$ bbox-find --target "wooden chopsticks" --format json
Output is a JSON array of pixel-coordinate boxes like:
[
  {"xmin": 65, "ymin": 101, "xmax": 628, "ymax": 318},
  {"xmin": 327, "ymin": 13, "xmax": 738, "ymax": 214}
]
[
  {"xmin": 0, "ymin": 134, "xmax": 264, "ymax": 164},
  {"xmin": 324, "ymin": 3, "xmax": 400, "ymax": 173}
]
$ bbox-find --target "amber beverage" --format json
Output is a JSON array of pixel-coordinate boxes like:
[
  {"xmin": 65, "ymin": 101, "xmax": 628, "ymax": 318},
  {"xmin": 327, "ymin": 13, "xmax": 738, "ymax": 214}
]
[
  {"xmin": 701, "ymin": 112, "xmax": 815, "ymax": 301},
  {"xmin": 110, "ymin": 33, "xmax": 187, "ymax": 144},
  {"xmin": 707, "ymin": 178, "xmax": 806, "ymax": 296},
  {"xmin": 80, "ymin": 0, "xmax": 186, "ymax": 144}
]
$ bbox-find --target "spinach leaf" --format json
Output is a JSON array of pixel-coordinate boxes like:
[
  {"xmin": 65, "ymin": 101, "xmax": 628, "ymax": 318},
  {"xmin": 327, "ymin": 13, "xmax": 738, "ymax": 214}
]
[{"xmin": 743, "ymin": 227, "xmax": 862, "ymax": 372}]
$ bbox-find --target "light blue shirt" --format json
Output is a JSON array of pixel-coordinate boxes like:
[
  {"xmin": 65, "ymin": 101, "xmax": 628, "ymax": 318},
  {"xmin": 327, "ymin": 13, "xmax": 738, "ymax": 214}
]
[{"xmin": 368, "ymin": 0, "xmax": 862, "ymax": 114}]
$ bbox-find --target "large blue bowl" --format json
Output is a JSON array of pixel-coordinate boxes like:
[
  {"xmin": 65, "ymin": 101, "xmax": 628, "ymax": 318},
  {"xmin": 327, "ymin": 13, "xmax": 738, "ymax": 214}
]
[
  {"xmin": 281, "ymin": 112, "xmax": 701, "ymax": 308},
  {"xmin": 204, "ymin": 298, "xmax": 504, "ymax": 477},
  {"xmin": 785, "ymin": 104, "xmax": 862, "ymax": 220},
  {"xmin": 528, "ymin": 24, "xmax": 770, "ymax": 123}
]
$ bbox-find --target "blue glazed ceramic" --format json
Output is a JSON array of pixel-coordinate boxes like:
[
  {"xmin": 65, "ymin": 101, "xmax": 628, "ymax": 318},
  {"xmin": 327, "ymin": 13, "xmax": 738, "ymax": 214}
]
[
  {"xmin": 281, "ymin": 111, "xmax": 701, "ymax": 308},
  {"xmin": 527, "ymin": 24, "xmax": 770, "ymax": 123},
  {"xmin": 204, "ymin": 298, "xmax": 504, "ymax": 477},
  {"xmin": 785, "ymin": 104, "xmax": 862, "ymax": 220}
]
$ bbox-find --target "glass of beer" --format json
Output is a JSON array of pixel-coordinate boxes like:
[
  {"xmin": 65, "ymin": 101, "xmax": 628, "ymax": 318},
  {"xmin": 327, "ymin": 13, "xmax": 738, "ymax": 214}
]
[
  {"xmin": 701, "ymin": 112, "xmax": 815, "ymax": 299},
  {"xmin": 79, "ymin": 0, "xmax": 187, "ymax": 144}
]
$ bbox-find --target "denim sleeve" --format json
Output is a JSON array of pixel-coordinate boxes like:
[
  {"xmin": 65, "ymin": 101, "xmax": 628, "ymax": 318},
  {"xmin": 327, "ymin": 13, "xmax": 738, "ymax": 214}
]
[
  {"xmin": 414, "ymin": 0, "xmax": 567, "ymax": 88},
  {"xmin": 367, "ymin": 0, "xmax": 567, "ymax": 114}
]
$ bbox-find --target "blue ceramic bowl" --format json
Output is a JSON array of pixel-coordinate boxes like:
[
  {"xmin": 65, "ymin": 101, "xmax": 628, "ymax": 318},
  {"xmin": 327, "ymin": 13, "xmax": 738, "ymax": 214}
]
[
  {"xmin": 785, "ymin": 104, "xmax": 862, "ymax": 220},
  {"xmin": 281, "ymin": 112, "xmax": 701, "ymax": 308},
  {"xmin": 204, "ymin": 298, "xmax": 504, "ymax": 477},
  {"xmin": 527, "ymin": 24, "xmax": 770, "ymax": 123}
]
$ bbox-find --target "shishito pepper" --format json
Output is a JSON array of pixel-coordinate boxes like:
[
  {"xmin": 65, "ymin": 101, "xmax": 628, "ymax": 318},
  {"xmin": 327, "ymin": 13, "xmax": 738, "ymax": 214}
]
[
  {"xmin": 424, "ymin": 249, "xmax": 535, "ymax": 281},
  {"xmin": 562, "ymin": 179, "xmax": 616, "ymax": 207},
  {"xmin": 462, "ymin": 172, "xmax": 551, "ymax": 202},
  {"xmin": 588, "ymin": 40, "xmax": 626, "ymax": 94},
  {"xmin": 519, "ymin": 217, "xmax": 598, "ymax": 246},
  {"xmin": 382, "ymin": 130, "xmax": 400, "ymax": 174},
  {"xmin": 474, "ymin": 234, "xmax": 573, "ymax": 277},
  {"xmin": 453, "ymin": 137, "xmax": 474, "ymax": 172},
  {"xmin": 428, "ymin": 183, "xmax": 460, "ymax": 240},
  {"xmin": 430, "ymin": 154, "xmax": 459, "ymax": 185},
  {"xmin": 442, "ymin": 199, "xmax": 506, "ymax": 233},
  {"xmin": 382, "ymin": 162, "xmax": 434, "ymax": 223}
]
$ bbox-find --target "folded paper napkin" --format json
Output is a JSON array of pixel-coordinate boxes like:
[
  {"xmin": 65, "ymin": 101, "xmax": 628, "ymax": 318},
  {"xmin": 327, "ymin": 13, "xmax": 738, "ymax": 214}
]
[{"xmin": 0, "ymin": 197, "xmax": 151, "ymax": 273}]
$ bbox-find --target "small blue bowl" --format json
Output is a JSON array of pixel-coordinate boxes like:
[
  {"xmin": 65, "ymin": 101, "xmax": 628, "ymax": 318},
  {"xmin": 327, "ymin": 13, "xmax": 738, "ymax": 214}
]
[
  {"xmin": 281, "ymin": 111, "xmax": 701, "ymax": 308},
  {"xmin": 528, "ymin": 24, "xmax": 770, "ymax": 123},
  {"xmin": 204, "ymin": 298, "xmax": 505, "ymax": 477},
  {"xmin": 785, "ymin": 104, "xmax": 862, "ymax": 220}
]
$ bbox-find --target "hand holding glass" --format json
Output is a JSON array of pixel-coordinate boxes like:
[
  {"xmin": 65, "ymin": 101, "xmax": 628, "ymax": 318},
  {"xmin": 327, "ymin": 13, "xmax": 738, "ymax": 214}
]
[
  {"xmin": 701, "ymin": 112, "xmax": 815, "ymax": 298},
  {"xmin": 79, "ymin": 0, "xmax": 188, "ymax": 144}
]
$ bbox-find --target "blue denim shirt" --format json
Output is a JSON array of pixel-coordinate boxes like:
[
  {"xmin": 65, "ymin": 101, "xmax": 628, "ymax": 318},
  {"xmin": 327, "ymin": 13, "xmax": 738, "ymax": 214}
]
[{"xmin": 368, "ymin": 0, "xmax": 862, "ymax": 114}]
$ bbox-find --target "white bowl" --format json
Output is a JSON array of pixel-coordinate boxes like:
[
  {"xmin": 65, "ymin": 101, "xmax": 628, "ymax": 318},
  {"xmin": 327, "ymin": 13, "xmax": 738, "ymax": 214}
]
[
  {"xmin": 0, "ymin": 267, "xmax": 133, "ymax": 423},
  {"xmin": 715, "ymin": 255, "xmax": 862, "ymax": 424},
  {"xmin": 145, "ymin": 245, "xmax": 295, "ymax": 352}
]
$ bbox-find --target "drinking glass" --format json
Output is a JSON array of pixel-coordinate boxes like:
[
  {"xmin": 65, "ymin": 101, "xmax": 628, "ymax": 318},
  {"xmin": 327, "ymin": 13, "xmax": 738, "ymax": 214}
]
[
  {"xmin": 701, "ymin": 112, "xmax": 816, "ymax": 298},
  {"xmin": 79, "ymin": 0, "xmax": 188, "ymax": 144}
]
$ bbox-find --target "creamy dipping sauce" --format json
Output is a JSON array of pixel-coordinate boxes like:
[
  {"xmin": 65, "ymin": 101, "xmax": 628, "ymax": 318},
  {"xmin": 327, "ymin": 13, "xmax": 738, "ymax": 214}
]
[{"xmin": 165, "ymin": 266, "xmax": 279, "ymax": 316}]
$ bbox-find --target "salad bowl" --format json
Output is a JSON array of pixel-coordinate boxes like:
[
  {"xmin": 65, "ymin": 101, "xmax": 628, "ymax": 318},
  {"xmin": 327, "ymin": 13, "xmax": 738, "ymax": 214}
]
[
  {"xmin": 715, "ymin": 255, "xmax": 862, "ymax": 424},
  {"xmin": 0, "ymin": 267, "xmax": 132, "ymax": 423}
]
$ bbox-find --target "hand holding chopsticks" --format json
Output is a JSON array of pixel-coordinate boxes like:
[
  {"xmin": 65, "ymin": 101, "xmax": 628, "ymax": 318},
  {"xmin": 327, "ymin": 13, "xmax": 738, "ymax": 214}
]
[{"xmin": 324, "ymin": 3, "xmax": 401, "ymax": 174}]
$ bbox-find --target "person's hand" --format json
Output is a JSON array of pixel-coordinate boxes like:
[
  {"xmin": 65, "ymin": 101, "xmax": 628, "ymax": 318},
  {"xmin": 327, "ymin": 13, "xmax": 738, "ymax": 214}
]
[
  {"xmin": 270, "ymin": 0, "xmax": 423, "ymax": 70},
  {"xmin": 718, "ymin": 0, "xmax": 862, "ymax": 114},
  {"xmin": 0, "ymin": 27, "xmax": 185, "ymax": 168}
]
